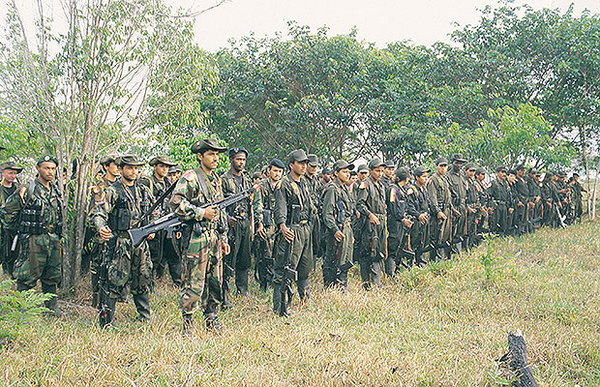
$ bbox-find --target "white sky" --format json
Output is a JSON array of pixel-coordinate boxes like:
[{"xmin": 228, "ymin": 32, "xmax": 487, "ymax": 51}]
[{"xmin": 3, "ymin": 0, "xmax": 600, "ymax": 51}]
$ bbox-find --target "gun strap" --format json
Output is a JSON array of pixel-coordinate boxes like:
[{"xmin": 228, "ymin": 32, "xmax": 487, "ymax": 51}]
[{"xmin": 194, "ymin": 169, "xmax": 212, "ymax": 201}]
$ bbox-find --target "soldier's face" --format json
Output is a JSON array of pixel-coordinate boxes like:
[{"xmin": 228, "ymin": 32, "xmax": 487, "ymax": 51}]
[
  {"xmin": 231, "ymin": 154, "xmax": 246, "ymax": 172},
  {"xmin": 465, "ymin": 168, "xmax": 475, "ymax": 179},
  {"xmin": 384, "ymin": 167, "xmax": 394, "ymax": 178},
  {"xmin": 497, "ymin": 171, "xmax": 506, "ymax": 180},
  {"xmin": 507, "ymin": 174, "xmax": 516, "ymax": 183},
  {"xmin": 104, "ymin": 162, "xmax": 119, "ymax": 177},
  {"xmin": 452, "ymin": 161, "xmax": 463, "ymax": 171},
  {"xmin": 416, "ymin": 172, "xmax": 428, "ymax": 185},
  {"xmin": 290, "ymin": 160, "xmax": 307, "ymax": 176},
  {"xmin": 199, "ymin": 150, "xmax": 220, "ymax": 171},
  {"xmin": 336, "ymin": 168, "xmax": 350, "ymax": 184},
  {"xmin": 517, "ymin": 169, "xmax": 525, "ymax": 178},
  {"xmin": 370, "ymin": 166, "xmax": 384, "ymax": 181},
  {"xmin": 169, "ymin": 172, "xmax": 181, "ymax": 184},
  {"xmin": 155, "ymin": 163, "xmax": 169, "ymax": 178},
  {"xmin": 436, "ymin": 164, "xmax": 448, "ymax": 176},
  {"xmin": 37, "ymin": 162, "xmax": 57, "ymax": 183},
  {"xmin": 358, "ymin": 171, "xmax": 368, "ymax": 181},
  {"xmin": 350, "ymin": 175, "xmax": 358, "ymax": 184},
  {"xmin": 120, "ymin": 165, "xmax": 140, "ymax": 182},
  {"xmin": 2, "ymin": 169, "xmax": 18, "ymax": 184},
  {"xmin": 268, "ymin": 166, "xmax": 283, "ymax": 182},
  {"xmin": 476, "ymin": 173, "xmax": 485, "ymax": 182},
  {"xmin": 307, "ymin": 164, "xmax": 318, "ymax": 175}
]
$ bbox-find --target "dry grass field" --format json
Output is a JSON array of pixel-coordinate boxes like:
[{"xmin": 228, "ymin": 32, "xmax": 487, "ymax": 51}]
[{"xmin": 1, "ymin": 222, "xmax": 599, "ymax": 386}]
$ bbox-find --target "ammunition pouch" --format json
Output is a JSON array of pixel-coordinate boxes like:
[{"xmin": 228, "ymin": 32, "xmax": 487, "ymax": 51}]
[
  {"xmin": 108, "ymin": 198, "xmax": 131, "ymax": 232},
  {"xmin": 263, "ymin": 209, "xmax": 273, "ymax": 228},
  {"xmin": 334, "ymin": 199, "xmax": 347, "ymax": 226},
  {"xmin": 19, "ymin": 198, "xmax": 44, "ymax": 235}
]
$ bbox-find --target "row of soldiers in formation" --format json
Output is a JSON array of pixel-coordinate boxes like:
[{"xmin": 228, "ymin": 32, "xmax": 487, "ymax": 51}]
[{"xmin": 0, "ymin": 142, "xmax": 586, "ymax": 332}]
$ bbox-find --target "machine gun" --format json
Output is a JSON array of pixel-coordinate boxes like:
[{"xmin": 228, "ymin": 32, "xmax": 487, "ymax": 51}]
[{"xmin": 128, "ymin": 186, "xmax": 258, "ymax": 248}]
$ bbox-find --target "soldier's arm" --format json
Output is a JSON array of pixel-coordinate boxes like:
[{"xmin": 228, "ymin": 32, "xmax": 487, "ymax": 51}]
[
  {"xmin": 356, "ymin": 183, "xmax": 371, "ymax": 217},
  {"xmin": 321, "ymin": 185, "xmax": 338, "ymax": 233},
  {"xmin": 425, "ymin": 179, "xmax": 441, "ymax": 213},
  {"xmin": 169, "ymin": 173, "xmax": 206, "ymax": 221},
  {"xmin": 1, "ymin": 185, "xmax": 25, "ymax": 229},
  {"xmin": 91, "ymin": 187, "xmax": 116, "ymax": 231},
  {"xmin": 273, "ymin": 181, "xmax": 288, "ymax": 226}
]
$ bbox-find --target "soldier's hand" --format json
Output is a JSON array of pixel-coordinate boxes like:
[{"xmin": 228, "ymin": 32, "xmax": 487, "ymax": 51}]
[
  {"xmin": 99, "ymin": 226, "xmax": 113, "ymax": 242},
  {"xmin": 369, "ymin": 213, "xmax": 380, "ymax": 225},
  {"xmin": 147, "ymin": 233, "xmax": 155, "ymax": 241},
  {"xmin": 402, "ymin": 218, "xmax": 414, "ymax": 228},
  {"xmin": 221, "ymin": 241, "xmax": 231, "ymax": 255},
  {"xmin": 518, "ymin": 201, "xmax": 524, "ymax": 207},
  {"xmin": 281, "ymin": 224, "xmax": 295, "ymax": 243},
  {"xmin": 418, "ymin": 213, "xmax": 428, "ymax": 224},
  {"xmin": 437, "ymin": 211, "xmax": 447, "ymax": 220},
  {"xmin": 228, "ymin": 215, "xmax": 237, "ymax": 228},
  {"xmin": 257, "ymin": 222, "xmax": 267, "ymax": 239},
  {"xmin": 334, "ymin": 230, "xmax": 344, "ymax": 242},
  {"xmin": 203, "ymin": 205, "xmax": 219, "ymax": 221},
  {"xmin": 508, "ymin": 207, "xmax": 514, "ymax": 213}
]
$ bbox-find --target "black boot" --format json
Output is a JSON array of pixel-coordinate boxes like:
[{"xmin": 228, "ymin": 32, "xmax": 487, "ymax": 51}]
[
  {"xmin": 272, "ymin": 284, "xmax": 282, "ymax": 314},
  {"xmin": 235, "ymin": 268, "xmax": 250, "ymax": 296},
  {"xmin": 205, "ymin": 312, "xmax": 222, "ymax": 332},
  {"xmin": 133, "ymin": 293, "xmax": 151, "ymax": 322},
  {"xmin": 99, "ymin": 298, "xmax": 117, "ymax": 328},
  {"xmin": 296, "ymin": 278, "xmax": 310, "ymax": 302},
  {"xmin": 41, "ymin": 283, "xmax": 63, "ymax": 317},
  {"xmin": 182, "ymin": 313, "xmax": 193, "ymax": 335},
  {"xmin": 91, "ymin": 292, "xmax": 99, "ymax": 309}
]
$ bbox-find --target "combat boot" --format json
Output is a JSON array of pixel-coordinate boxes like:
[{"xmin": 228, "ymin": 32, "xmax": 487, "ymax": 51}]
[
  {"xmin": 296, "ymin": 278, "xmax": 310, "ymax": 302},
  {"xmin": 235, "ymin": 268, "xmax": 250, "ymax": 297},
  {"xmin": 133, "ymin": 293, "xmax": 151, "ymax": 322},
  {"xmin": 41, "ymin": 283, "xmax": 63, "ymax": 317},
  {"xmin": 222, "ymin": 287, "xmax": 233, "ymax": 311},
  {"xmin": 99, "ymin": 298, "xmax": 117, "ymax": 328},
  {"xmin": 182, "ymin": 314, "xmax": 194, "ymax": 335},
  {"xmin": 205, "ymin": 312, "xmax": 222, "ymax": 332}
]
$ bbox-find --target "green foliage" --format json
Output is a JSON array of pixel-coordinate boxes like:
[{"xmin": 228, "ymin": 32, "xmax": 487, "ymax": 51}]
[{"xmin": 0, "ymin": 280, "xmax": 52, "ymax": 342}]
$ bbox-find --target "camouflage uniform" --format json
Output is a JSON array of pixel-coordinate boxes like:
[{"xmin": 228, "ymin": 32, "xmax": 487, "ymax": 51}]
[
  {"xmin": 91, "ymin": 179, "xmax": 153, "ymax": 322},
  {"xmin": 356, "ymin": 175, "xmax": 387, "ymax": 288},
  {"xmin": 321, "ymin": 178, "xmax": 354, "ymax": 288},
  {"xmin": 169, "ymin": 167, "xmax": 227, "ymax": 325},
  {"xmin": 221, "ymin": 169, "xmax": 253, "ymax": 297},
  {"xmin": 426, "ymin": 172, "xmax": 453, "ymax": 260},
  {"xmin": 465, "ymin": 175, "xmax": 480, "ymax": 249},
  {"xmin": 253, "ymin": 178, "xmax": 279, "ymax": 291},
  {"xmin": 513, "ymin": 175, "xmax": 530, "ymax": 234},
  {"xmin": 447, "ymin": 167, "xmax": 467, "ymax": 250},
  {"xmin": 386, "ymin": 180, "xmax": 412, "ymax": 271},
  {"xmin": 2, "ymin": 178, "xmax": 63, "ymax": 311},
  {"xmin": 406, "ymin": 181, "xmax": 431, "ymax": 266},
  {"xmin": 488, "ymin": 176, "xmax": 510, "ymax": 234},
  {"xmin": 0, "ymin": 183, "xmax": 18, "ymax": 277}
]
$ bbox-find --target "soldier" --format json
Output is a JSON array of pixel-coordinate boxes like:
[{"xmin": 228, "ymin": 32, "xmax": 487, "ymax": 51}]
[
  {"xmin": 381, "ymin": 161, "xmax": 395, "ymax": 188},
  {"xmin": 0, "ymin": 161, "xmax": 23, "ymax": 277},
  {"xmin": 168, "ymin": 165, "xmax": 182, "ymax": 184},
  {"xmin": 320, "ymin": 168, "xmax": 333, "ymax": 186},
  {"xmin": 92, "ymin": 155, "xmax": 154, "ymax": 326},
  {"xmin": 322, "ymin": 160, "xmax": 355, "ymax": 289},
  {"xmin": 488, "ymin": 165, "xmax": 510, "ymax": 235},
  {"xmin": 2, "ymin": 156, "xmax": 63, "ymax": 315},
  {"xmin": 406, "ymin": 166, "xmax": 431, "ymax": 267},
  {"xmin": 169, "ymin": 139, "xmax": 230, "ymax": 332},
  {"xmin": 447, "ymin": 154, "xmax": 468, "ymax": 252},
  {"xmin": 221, "ymin": 147, "xmax": 253, "ymax": 302},
  {"xmin": 351, "ymin": 165, "xmax": 367, "ymax": 264},
  {"xmin": 540, "ymin": 173, "xmax": 559, "ymax": 227},
  {"xmin": 513, "ymin": 166, "xmax": 530, "ymax": 234},
  {"xmin": 254, "ymin": 159, "xmax": 285, "ymax": 291},
  {"xmin": 526, "ymin": 168, "xmax": 543, "ymax": 230},
  {"xmin": 86, "ymin": 154, "xmax": 119, "ymax": 307},
  {"xmin": 305, "ymin": 154, "xmax": 323, "ymax": 269},
  {"xmin": 464, "ymin": 163, "xmax": 480, "ymax": 249},
  {"xmin": 426, "ymin": 157, "xmax": 452, "ymax": 261},
  {"xmin": 356, "ymin": 157, "xmax": 387, "ymax": 289},
  {"xmin": 273, "ymin": 149, "xmax": 315, "ymax": 316},
  {"xmin": 474, "ymin": 168, "xmax": 490, "ymax": 235},
  {"xmin": 386, "ymin": 167, "xmax": 414, "ymax": 272},
  {"xmin": 570, "ymin": 173, "xmax": 585, "ymax": 223},
  {"xmin": 139, "ymin": 155, "xmax": 177, "ymax": 283}
]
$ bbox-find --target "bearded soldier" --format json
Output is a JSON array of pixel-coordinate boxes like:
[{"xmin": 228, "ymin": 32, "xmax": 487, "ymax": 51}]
[
  {"xmin": 321, "ymin": 160, "xmax": 354, "ymax": 290},
  {"xmin": 92, "ymin": 155, "xmax": 154, "ymax": 326},
  {"xmin": 169, "ymin": 139, "xmax": 230, "ymax": 332},
  {"xmin": 3, "ymin": 156, "xmax": 64, "ymax": 316}
]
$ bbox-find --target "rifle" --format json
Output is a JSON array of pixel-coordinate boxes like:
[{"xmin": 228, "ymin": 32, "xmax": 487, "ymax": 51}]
[
  {"xmin": 555, "ymin": 205, "xmax": 567, "ymax": 229},
  {"xmin": 98, "ymin": 236, "xmax": 116, "ymax": 328},
  {"xmin": 279, "ymin": 204, "xmax": 299, "ymax": 317},
  {"xmin": 132, "ymin": 182, "xmax": 176, "ymax": 228},
  {"xmin": 128, "ymin": 186, "xmax": 257, "ymax": 248}
]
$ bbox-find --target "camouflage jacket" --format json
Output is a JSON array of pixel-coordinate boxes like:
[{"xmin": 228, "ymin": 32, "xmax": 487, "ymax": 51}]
[
  {"xmin": 488, "ymin": 178, "xmax": 510, "ymax": 207},
  {"xmin": 356, "ymin": 177, "xmax": 387, "ymax": 218},
  {"xmin": 221, "ymin": 169, "xmax": 253, "ymax": 220},
  {"xmin": 254, "ymin": 178, "xmax": 280, "ymax": 231},
  {"xmin": 447, "ymin": 170, "xmax": 467, "ymax": 208},
  {"xmin": 91, "ymin": 180, "xmax": 153, "ymax": 232},
  {"xmin": 322, "ymin": 179, "xmax": 353, "ymax": 234}
]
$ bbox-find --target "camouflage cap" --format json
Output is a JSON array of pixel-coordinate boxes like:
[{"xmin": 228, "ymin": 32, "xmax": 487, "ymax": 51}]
[
  {"xmin": 368, "ymin": 157, "xmax": 385, "ymax": 170},
  {"xmin": 384, "ymin": 160, "xmax": 395, "ymax": 168},
  {"xmin": 333, "ymin": 160, "xmax": 354, "ymax": 172},
  {"xmin": 413, "ymin": 166, "xmax": 430, "ymax": 177},
  {"xmin": 475, "ymin": 168, "xmax": 487, "ymax": 175},
  {"xmin": 0, "ymin": 161, "xmax": 23, "ymax": 173},
  {"xmin": 435, "ymin": 157, "xmax": 448, "ymax": 166},
  {"xmin": 495, "ymin": 165, "xmax": 508, "ymax": 172},
  {"xmin": 117, "ymin": 154, "xmax": 145, "ymax": 167},
  {"xmin": 395, "ymin": 166, "xmax": 410, "ymax": 181},
  {"xmin": 464, "ymin": 162, "xmax": 477, "ymax": 171},
  {"xmin": 450, "ymin": 153, "xmax": 467, "ymax": 163},
  {"xmin": 307, "ymin": 154, "xmax": 319, "ymax": 167},
  {"xmin": 99, "ymin": 154, "xmax": 118, "ymax": 165},
  {"xmin": 357, "ymin": 164, "xmax": 368, "ymax": 173},
  {"xmin": 288, "ymin": 149, "xmax": 309, "ymax": 164},
  {"xmin": 191, "ymin": 138, "xmax": 227, "ymax": 154},
  {"xmin": 168, "ymin": 164, "xmax": 182, "ymax": 174},
  {"xmin": 37, "ymin": 155, "xmax": 58, "ymax": 166},
  {"xmin": 149, "ymin": 155, "xmax": 176, "ymax": 167}
]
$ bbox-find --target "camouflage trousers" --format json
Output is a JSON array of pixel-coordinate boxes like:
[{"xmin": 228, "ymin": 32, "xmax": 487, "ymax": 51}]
[
  {"xmin": 106, "ymin": 236, "xmax": 152, "ymax": 298},
  {"xmin": 14, "ymin": 233, "xmax": 62, "ymax": 289},
  {"xmin": 180, "ymin": 229, "xmax": 223, "ymax": 316}
]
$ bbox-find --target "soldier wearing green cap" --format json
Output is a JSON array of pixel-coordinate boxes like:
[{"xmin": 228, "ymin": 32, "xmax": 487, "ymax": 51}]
[
  {"xmin": 221, "ymin": 147, "xmax": 253, "ymax": 304},
  {"xmin": 386, "ymin": 166, "xmax": 414, "ymax": 272},
  {"xmin": 427, "ymin": 157, "xmax": 453, "ymax": 261},
  {"xmin": 447, "ymin": 154, "xmax": 468, "ymax": 252},
  {"xmin": 84, "ymin": 154, "xmax": 120, "ymax": 307},
  {"xmin": 489, "ymin": 165, "xmax": 510, "ymax": 234},
  {"xmin": 0, "ymin": 161, "xmax": 23, "ymax": 277},
  {"xmin": 91, "ymin": 154, "xmax": 154, "ymax": 326},
  {"xmin": 272, "ymin": 149, "xmax": 315, "ymax": 317},
  {"xmin": 139, "ymin": 155, "xmax": 177, "ymax": 285},
  {"xmin": 1, "ymin": 155, "xmax": 64, "ymax": 315},
  {"xmin": 356, "ymin": 157, "xmax": 387, "ymax": 289},
  {"xmin": 305, "ymin": 154, "xmax": 323, "ymax": 269},
  {"xmin": 169, "ymin": 139, "xmax": 230, "ymax": 333},
  {"xmin": 321, "ymin": 160, "xmax": 355, "ymax": 289}
]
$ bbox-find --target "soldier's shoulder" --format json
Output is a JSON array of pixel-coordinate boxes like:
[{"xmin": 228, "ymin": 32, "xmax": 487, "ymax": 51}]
[
  {"xmin": 138, "ymin": 175, "xmax": 151, "ymax": 186},
  {"xmin": 181, "ymin": 169, "xmax": 198, "ymax": 182}
]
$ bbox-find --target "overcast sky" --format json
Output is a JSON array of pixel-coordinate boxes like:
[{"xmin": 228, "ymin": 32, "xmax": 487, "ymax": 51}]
[{"xmin": 3, "ymin": 0, "xmax": 600, "ymax": 51}]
